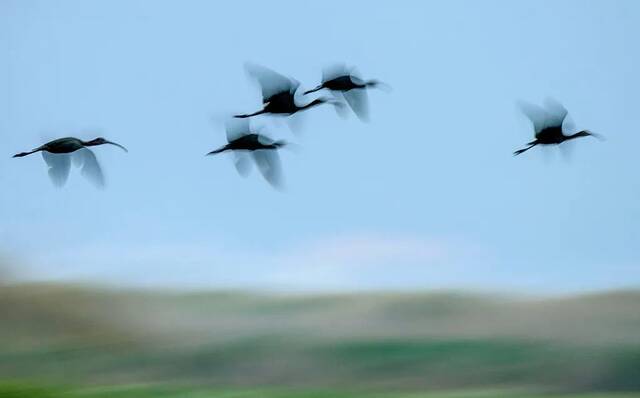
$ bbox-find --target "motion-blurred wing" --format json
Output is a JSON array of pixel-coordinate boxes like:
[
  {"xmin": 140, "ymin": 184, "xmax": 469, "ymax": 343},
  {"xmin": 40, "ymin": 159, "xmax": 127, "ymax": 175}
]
[
  {"xmin": 543, "ymin": 98, "xmax": 569, "ymax": 130},
  {"xmin": 233, "ymin": 152, "xmax": 253, "ymax": 177},
  {"xmin": 256, "ymin": 134, "xmax": 275, "ymax": 146},
  {"xmin": 349, "ymin": 65, "xmax": 365, "ymax": 81},
  {"xmin": 562, "ymin": 115, "xmax": 576, "ymax": 134},
  {"xmin": 517, "ymin": 100, "xmax": 551, "ymax": 132},
  {"xmin": 225, "ymin": 118, "xmax": 252, "ymax": 142},
  {"xmin": 245, "ymin": 63, "xmax": 298, "ymax": 103},
  {"xmin": 73, "ymin": 148, "xmax": 105, "ymax": 188},
  {"xmin": 330, "ymin": 92, "xmax": 350, "ymax": 119},
  {"xmin": 286, "ymin": 112, "xmax": 307, "ymax": 134},
  {"xmin": 322, "ymin": 63, "xmax": 348, "ymax": 83},
  {"xmin": 559, "ymin": 140, "xmax": 575, "ymax": 162},
  {"xmin": 42, "ymin": 152, "xmax": 71, "ymax": 187},
  {"xmin": 343, "ymin": 89, "xmax": 370, "ymax": 122},
  {"xmin": 252, "ymin": 149, "xmax": 284, "ymax": 189}
]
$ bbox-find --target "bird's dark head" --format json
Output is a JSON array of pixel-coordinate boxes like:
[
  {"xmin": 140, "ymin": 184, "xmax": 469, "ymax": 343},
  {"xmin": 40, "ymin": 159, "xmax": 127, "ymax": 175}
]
[{"xmin": 86, "ymin": 137, "xmax": 128, "ymax": 152}]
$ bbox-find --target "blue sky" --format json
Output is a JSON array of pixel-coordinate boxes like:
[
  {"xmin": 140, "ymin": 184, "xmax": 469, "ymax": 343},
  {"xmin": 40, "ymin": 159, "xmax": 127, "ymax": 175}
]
[{"xmin": 1, "ymin": 0, "xmax": 639, "ymax": 292}]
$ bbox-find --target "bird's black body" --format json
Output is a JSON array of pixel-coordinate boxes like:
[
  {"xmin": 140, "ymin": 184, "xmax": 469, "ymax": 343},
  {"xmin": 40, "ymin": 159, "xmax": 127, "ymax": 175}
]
[
  {"xmin": 13, "ymin": 136, "xmax": 127, "ymax": 187},
  {"xmin": 304, "ymin": 64, "xmax": 386, "ymax": 121},
  {"xmin": 534, "ymin": 126, "xmax": 567, "ymax": 144},
  {"xmin": 245, "ymin": 90, "xmax": 327, "ymax": 117},
  {"xmin": 13, "ymin": 136, "xmax": 127, "ymax": 158},
  {"xmin": 207, "ymin": 133, "xmax": 285, "ymax": 155},
  {"xmin": 37, "ymin": 137, "xmax": 86, "ymax": 154},
  {"xmin": 315, "ymin": 75, "xmax": 366, "ymax": 93},
  {"xmin": 514, "ymin": 99, "xmax": 600, "ymax": 156},
  {"xmin": 234, "ymin": 63, "xmax": 336, "ymax": 118},
  {"xmin": 305, "ymin": 74, "xmax": 372, "ymax": 94},
  {"xmin": 207, "ymin": 119, "xmax": 286, "ymax": 189}
]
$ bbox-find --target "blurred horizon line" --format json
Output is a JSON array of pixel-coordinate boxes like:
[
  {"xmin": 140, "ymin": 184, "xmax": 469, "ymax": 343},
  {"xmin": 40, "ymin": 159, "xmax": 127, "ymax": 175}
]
[{"xmin": 2, "ymin": 277, "xmax": 639, "ymax": 300}]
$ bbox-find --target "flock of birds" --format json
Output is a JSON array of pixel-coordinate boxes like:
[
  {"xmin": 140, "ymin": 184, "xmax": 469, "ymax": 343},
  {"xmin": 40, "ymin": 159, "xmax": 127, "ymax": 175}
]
[{"xmin": 12, "ymin": 63, "xmax": 602, "ymax": 189}]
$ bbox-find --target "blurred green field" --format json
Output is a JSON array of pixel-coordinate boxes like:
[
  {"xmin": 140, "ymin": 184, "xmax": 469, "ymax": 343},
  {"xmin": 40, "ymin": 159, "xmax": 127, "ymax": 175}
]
[
  {"xmin": 1, "ymin": 281, "xmax": 640, "ymax": 394},
  {"xmin": 2, "ymin": 383, "xmax": 640, "ymax": 398}
]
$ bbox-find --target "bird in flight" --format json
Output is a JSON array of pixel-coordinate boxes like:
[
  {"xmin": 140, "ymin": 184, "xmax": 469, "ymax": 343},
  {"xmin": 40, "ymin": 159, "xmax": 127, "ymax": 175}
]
[
  {"xmin": 304, "ymin": 63, "xmax": 388, "ymax": 121},
  {"xmin": 514, "ymin": 99, "xmax": 602, "ymax": 156},
  {"xmin": 207, "ymin": 119, "xmax": 286, "ymax": 189},
  {"xmin": 13, "ymin": 136, "xmax": 128, "ymax": 187},
  {"xmin": 234, "ymin": 63, "xmax": 341, "ymax": 119}
]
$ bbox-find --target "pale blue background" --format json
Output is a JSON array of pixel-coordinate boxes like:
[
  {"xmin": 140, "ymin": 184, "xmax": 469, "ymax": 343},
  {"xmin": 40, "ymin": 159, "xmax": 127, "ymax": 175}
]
[{"xmin": 1, "ymin": 0, "xmax": 638, "ymax": 292}]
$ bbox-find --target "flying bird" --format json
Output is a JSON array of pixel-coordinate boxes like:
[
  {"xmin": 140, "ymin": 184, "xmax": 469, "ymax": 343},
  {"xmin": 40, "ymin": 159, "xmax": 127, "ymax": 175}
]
[
  {"xmin": 13, "ymin": 136, "xmax": 128, "ymax": 187},
  {"xmin": 304, "ymin": 64, "xmax": 388, "ymax": 121},
  {"xmin": 514, "ymin": 99, "xmax": 602, "ymax": 156},
  {"xmin": 234, "ymin": 63, "xmax": 341, "ymax": 119},
  {"xmin": 207, "ymin": 119, "xmax": 286, "ymax": 189}
]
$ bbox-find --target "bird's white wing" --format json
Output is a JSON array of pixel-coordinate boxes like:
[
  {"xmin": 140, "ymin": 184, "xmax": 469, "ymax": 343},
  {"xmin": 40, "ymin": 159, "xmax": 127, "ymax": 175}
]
[
  {"xmin": 322, "ymin": 63, "xmax": 348, "ymax": 82},
  {"xmin": 42, "ymin": 152, "xmax": 71, "ymax": 187},
  {"xmin": 252, "ymin": 149, "xmax": 284, "ymax": 190},
  {"xmin": 256, "ymin": 134, "xmax": 275, "ymax": 146},
  {"xmin": 543, "ymin": 98, "xmax": 569, "ymax": 129},
  {"xmin": 245, "ymin": 62, "xmax": 297, "ymax": 103},
  {"xmin": 286, "ymin": 112, "xmax": 307, "ymax": 134},
  {"xmin": 517, "ymin": 100, "xmax": 551, "ymax": 132},
  {"xmin": 233, "ymin": 152, "xmax": 253, "ymax": 177},
  {"xmin": 562, "ymin": 115, "xmax": 576, "ymax": 134},
  {"xmin": 343, "ymin": 89, "xmax": 370, "ymax": 122},
  {"xmin": 330, "ymin": 92, "xmax": 350, "ymax": 119},
  {"xmin": 73, "ymin": 148, "xmax": 105, "ymax": 188},
  {"xmin": 225, "ymin": 118, "xmax": 251, "ymax": 142}
]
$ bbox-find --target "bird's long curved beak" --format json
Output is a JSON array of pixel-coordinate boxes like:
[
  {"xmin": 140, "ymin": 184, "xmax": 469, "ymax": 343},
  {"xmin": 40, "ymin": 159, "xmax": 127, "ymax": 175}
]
[{"xmin": 106, "ymin": 140, "xmax": 128, "ymax": 152}]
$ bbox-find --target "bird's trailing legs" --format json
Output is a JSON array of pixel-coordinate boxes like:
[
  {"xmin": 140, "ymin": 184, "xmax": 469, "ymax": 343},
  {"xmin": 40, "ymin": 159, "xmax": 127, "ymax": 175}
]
[
  {"xmin": 12, "ymin": 147, "xmax": 43, "ymax": 158},
  {"xmin": 513, "ymin": 141, "xmax": 538, "ymax": 156}
]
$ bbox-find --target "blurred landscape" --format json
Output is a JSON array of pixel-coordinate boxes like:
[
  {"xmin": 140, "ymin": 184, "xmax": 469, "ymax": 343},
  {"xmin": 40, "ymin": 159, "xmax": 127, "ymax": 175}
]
[
  {"xmin": 1, "ymin": 263, "xmax": 639, "ymax": 397},
  {"xmin": 3, "ymin": 0, "xmax": 640, "ymax": 396}
]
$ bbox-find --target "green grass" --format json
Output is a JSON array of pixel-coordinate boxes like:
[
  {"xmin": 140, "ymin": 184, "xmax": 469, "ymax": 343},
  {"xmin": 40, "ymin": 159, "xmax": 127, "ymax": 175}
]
[
  {"xmin": 2, "ymin": 285, "xmax": 640, "ymax": 392},
  {"xmin": 2, "ymin": 383, "xmax": 640, "ymax": 398}
]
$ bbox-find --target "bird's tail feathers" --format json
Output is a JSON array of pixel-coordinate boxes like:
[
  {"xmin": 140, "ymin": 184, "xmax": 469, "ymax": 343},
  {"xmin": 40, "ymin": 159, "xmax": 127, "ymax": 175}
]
[
  {"xmin": 367, "ymin": 80, "xmax": 392, "ymax": 92},
  {"xmin": 273, "ymin": 139, "xmax": 287, "ymax": 149}
]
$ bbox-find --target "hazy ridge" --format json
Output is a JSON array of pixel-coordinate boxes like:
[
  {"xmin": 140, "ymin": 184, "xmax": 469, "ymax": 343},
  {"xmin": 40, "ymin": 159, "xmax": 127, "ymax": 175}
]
[{"xmin": 1, "ymin": 282, "xmax": 639, "ymax": 392}]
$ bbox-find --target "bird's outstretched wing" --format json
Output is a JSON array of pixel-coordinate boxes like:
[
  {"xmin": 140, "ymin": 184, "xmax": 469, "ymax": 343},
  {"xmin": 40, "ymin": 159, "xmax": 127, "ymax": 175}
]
[
  {"xmin": 543, "ymin": 98, "xmax": 569, "ymax": 129},
  {"xmin": 42, "ymin": 152, "xmax": 71, "ymax": 187},
  {"xmin": 245, "ymin": 63, "xmax": 298, "ymax": 103},
  {"xmin": 73, "ymin": 148, "xmax": 105, "ymax": 188},
  {"xmin": 322, "ymin": 63, "xmax": 349, "ymax": 83},
  {"xmin": 343, "ymin": 89, "xmax": 370, "ymax": 122},
  {"xmin": 517, "ymin": 100, "xmax": 552, "ymax": 132},
  {"xmin": 233, "ymin": 152, "xmax": 253, "ymax": 177},
  {"xmin": 252, "ymin": 149, "xmax": 284, "ymax": 190},
  {"xmin": 348, "ymin": 65, "xmax": 365, "ymax": 81},
  {"xmin": 330, "ymin": 92, "xmax": 350, "ymax": 119},
  {"xmin": 225, "ymin": 118, "xmax": 252, "ymax": 142},
  {"xmin": 256, "ymin": 133, "xmax": 277, "ymax": 146}
]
